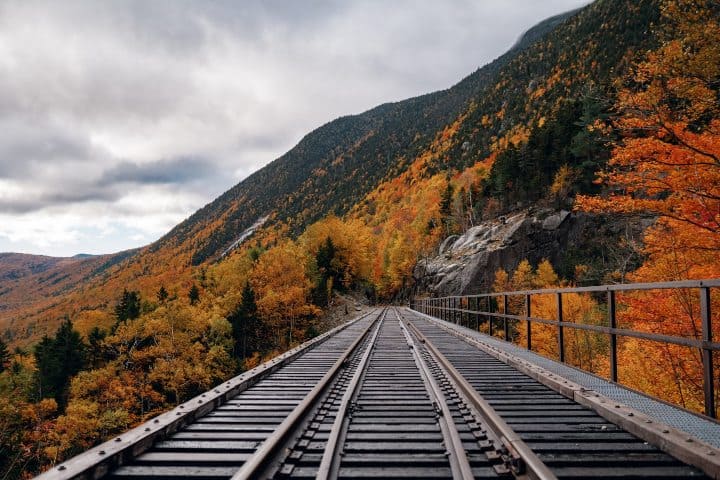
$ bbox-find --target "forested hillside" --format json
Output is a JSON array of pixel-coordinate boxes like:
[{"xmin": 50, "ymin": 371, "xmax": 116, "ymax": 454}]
[
  {"xmin": 3, "ymin": 0, "xmax": 719, "ymax": 477},
  {"xmin": 0, "ymin": 0, "xmax": 660, "ymax": 346}
]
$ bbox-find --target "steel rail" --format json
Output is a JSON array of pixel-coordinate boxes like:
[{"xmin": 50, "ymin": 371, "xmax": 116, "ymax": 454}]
[
  {"xmin": 230, "ymin": 309, "xmax": 384, "ymax": 480},
  {"xmin": 315, "ymin": 310, "xmax": 385, "ymax": 479},
  {"xmin": 406, "ymin": 320, "xmax": 558, "ymax": 480},
  {"xmin": 397, "ymin": 309, "xmax": 475, "ymax": 480},
  {"xmin": 35, "ymin": 310, "xmax": 376, "ymax": 480},
  {"xmin": 412, "ymin": 308, "xmax": 720, "ymax": 479}
]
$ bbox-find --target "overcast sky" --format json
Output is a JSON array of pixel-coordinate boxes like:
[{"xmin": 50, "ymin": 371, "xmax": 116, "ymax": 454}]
[{"xmin": 0, "ymin": 0, "xmax": 590, "ymax": 257}]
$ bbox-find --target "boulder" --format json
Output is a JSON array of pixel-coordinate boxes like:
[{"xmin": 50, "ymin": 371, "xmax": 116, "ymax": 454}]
[{"xmin": 412, "ymin": 208, "xmax": 649, "ymax": 297}]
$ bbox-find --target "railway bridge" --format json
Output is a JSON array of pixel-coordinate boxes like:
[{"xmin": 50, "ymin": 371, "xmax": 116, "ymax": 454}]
[{"xmin": 36, "ymin": 280, "xmax": 720, "ymax": 479}]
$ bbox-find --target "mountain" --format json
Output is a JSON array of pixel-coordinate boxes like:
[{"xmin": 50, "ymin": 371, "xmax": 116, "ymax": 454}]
[
  {"xmin": 0, "ymin": 251, "xmax": 135, "ymax": 342},
  {"xmin": 0, "ymin": 0, "xmax": 663, "ymax": 346},
  {"xmin": 161, "ymin": 0, "xmax": 658, "ymax": 264}
]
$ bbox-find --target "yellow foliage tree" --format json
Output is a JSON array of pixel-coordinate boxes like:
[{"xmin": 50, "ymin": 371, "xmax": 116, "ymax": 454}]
[
  {"xmin": 495, "ymin": 260, "xmax": 607, "ymax": 374},
  {"xmin": 299, "ymin": 216, "xmax": 374, "ymax": 286},
  {"xmin": 251, "ymin": 241, "xmax": 319, "ymax": 347}
]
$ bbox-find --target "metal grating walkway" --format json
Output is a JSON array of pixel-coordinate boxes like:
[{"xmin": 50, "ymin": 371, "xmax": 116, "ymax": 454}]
[{"xmin": 411, "ymin": 308, "xmax": 720, "ymax": 448}]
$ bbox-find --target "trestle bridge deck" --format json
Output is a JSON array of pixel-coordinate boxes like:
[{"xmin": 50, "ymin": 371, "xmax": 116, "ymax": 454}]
[{"xmin": 38, "ymin": 307, "xmax": 720, "ymax": 479}]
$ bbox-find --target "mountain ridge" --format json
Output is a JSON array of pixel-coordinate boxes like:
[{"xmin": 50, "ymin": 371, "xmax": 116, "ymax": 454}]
[{"xmin": 0, "ymin": 0, "xmax": 662, "ymax": 346}]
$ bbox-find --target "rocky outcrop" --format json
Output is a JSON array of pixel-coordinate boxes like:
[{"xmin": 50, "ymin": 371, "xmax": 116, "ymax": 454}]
[{"xmin": 413, "ymin": 208, "xmax": 649, "ymax": 296}]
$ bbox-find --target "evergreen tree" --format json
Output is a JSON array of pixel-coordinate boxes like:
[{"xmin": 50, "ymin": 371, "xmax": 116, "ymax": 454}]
[
  {"xmin": 320, "ymin": 237, "xmax": 342, "ymax": 283},
  {"xmin": 248, "ymin": 244, "xmax": 264, "ymax": 263},
  {"xmin": 439, "ymin": 181, "xmax": 456, "ymax": 234},
  {"xmin": 157, "ymin": 285, "xmax": 169, "ymax": 304},
  {"xmin": 86, "ymin": 326, "xmax": 107, "ymax": 368},
  {"xmin": 312, "ymin": 237, "xmax": 341, "ymax": 306},
  {"xmin": 34, "ymin": 335, "xmax": 54, "ymax": 399},
  {"xmin": 0, "ymin": 337, "xmax": 9, "ymax": 373},
  {"xmin": 316, "ymin": 237, "xmax": 336, "ymax": 274},
  {"xmin": 570, "ymin": 86, "xmax": 612, "ymax": 193},
  {"xmin": 228, "ymin": 282, "xmax": 267, "ymax": 360},
  {"xmin": 34, "ymin": 317, "xmax": 85, "ymax": 406},
  {"xmin": 115, "ymin": 289, "xmax": 141, "ymax": 323},
  {"xmin": 440, "ymin": 182, "xmax": 454, "ymax": 218},
  {"xmin": 312, "ymin": 275, "xmax": 330, "ymax": 307},
  {"xmin": 188, "ymin": 284, "xmax": 200, "ymax": 306}
]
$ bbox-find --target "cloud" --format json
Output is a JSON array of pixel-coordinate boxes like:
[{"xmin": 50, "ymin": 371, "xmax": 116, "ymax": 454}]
[
  {"xmin": 0, "ymin": 0, "xmax": 591, "ymax": 256},
  {"xmin": 99, "ymin": 157, "xmax": 220, "ymax": 186}
]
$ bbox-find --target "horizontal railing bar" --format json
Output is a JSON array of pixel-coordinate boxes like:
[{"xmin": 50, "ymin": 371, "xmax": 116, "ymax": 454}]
[
  {"xmin": 414, "ymin": 278, "xmax": 720, "ymax": 421},
  {"xmin": 421, "ymin": 306, "xmax": 720, "ymax": 351},
  {"xmin": 418, "ymin": 279, "xmax": 720, "ymax": 298}
]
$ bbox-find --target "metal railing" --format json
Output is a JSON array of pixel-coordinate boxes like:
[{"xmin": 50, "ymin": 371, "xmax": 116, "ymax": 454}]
[{"xmin": 411, "ymin": 279, "xmax": 720, "ymax": 419}]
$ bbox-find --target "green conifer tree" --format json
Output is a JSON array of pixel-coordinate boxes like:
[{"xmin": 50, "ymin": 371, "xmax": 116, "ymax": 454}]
[
  {"xmin": 188, "ymin": 284, "xmax": 200, "ymax": 306},
  {"xmin": 157, "ymin": 285, "xmax": 169, "ymax": 304},
  {"xmin": 34, "ymin": 317, "xmax": 85, "ymax": 406},
  {"xmin": 0, "ymin": 337, "xmax": 10, "ymax": 373}
]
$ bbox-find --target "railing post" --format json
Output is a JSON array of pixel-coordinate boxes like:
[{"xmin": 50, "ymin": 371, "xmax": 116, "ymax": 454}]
[
  {"xmin": 525, "ymin": 294, "xmax": 532, "ymax": 351},
  {"xmin": 456, "ymin": 297, "xmax": 460, "ymax": 325},
  {"xmin": 701, "ymin": 286, "xmax": 716, "ymax": 418},
  {"xmin": 557, "ymin": 292, "xmax": 565, "ymax": 363},
  {"xmin": 474, "ymin": 297, "xmax": 479, "ymax": 331},
  {"xmin": 503, "ymin": 294, "xmax": 509, "ymax": 341},
  {"xmin": 608, "ymin": 290, "xmax": 618, "ymax": 383},
  {"xmin": 488, "ymin": 296, "xmax": 493, "ymax": 336}
]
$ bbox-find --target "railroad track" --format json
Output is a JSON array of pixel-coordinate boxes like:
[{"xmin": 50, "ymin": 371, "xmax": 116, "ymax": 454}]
[{"xmin": 40, "ymin": 307, "xmax": 714, "ymax": 480}]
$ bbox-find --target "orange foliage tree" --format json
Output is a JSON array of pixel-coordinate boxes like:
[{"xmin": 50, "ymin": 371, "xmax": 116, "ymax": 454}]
[
  {"xmin": 576, "ymin": 0, "xmax": 720, "ymax": 414},
  {"xmin": 576, "ymin": 0, "xmax": 720, "ymax": 279}
]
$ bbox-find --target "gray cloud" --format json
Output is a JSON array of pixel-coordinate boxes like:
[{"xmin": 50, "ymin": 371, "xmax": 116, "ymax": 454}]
[
  {"xmin": 0, "ymin": 187, "xmax": 121, "ymax": 214},
  {"xmin": 99, "ymin": 157, "xmax": 221, "ymax": 186},
  {"xmin": 0, "ymin": 0, "xmax": 591, "ymax": 256},
  {"xmin": 0, "ymin": 116, "xmax": 98, "ymax": 179}
]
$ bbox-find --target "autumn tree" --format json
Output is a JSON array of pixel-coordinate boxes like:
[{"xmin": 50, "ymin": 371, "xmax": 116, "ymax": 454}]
[
  {"xmin": 574, "ymin": 1, "xmax": 720, "ymax": 413},
  {"xmin": 493, "ymin": 260, "xmax": 607, "ymax": 373},
  {"xmin": 251, "ymin": 241, "xmax": 319, "ymax": 347},
  {"xmin": 300, "ymin": 216, "xmax": 373, "ymax": 290},
  {"xmin": 577, "ymin": 0, "xmax": 720, "ymax": 278}
]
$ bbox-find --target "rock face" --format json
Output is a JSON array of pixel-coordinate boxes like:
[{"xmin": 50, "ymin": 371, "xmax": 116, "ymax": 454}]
[{"xmin": 413, "ymin": 208, "xmax": 646, "ymax": 296}]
